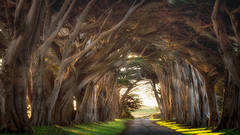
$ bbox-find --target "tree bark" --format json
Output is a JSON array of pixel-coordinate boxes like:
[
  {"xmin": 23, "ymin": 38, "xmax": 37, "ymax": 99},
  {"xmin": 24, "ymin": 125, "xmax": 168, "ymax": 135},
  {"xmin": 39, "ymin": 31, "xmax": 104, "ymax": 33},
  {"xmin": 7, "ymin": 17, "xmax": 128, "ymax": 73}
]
[
  {"xmin": 212, "ymin": 0, "xmax": 240, "ymax": 129},
  {"xmin": 151, "ymin": 80, "xmax": 163, "ymax": 115},
  {"xmin": 153, "ymin": 61, "xmax": 210, "ymax": 127},
  {"xmin": 0, "ymin": 80, "xmax": 6, "ymax": 131},
  {"xmin": 52, "ymin": 89, "xmax": 74, "ymax": 125},
  {"xmin": 74, "ymin": 82, "xmax": 98, "ymax": 123},
  {"xmin": 2, "ymin": 0, "xmax": 43, "ymax": 132},
  {"xmin": 4, "ymin": 64, "xmax": 32, "ymax": 133},
  {"xmin": 205, "ymin": 75, "xmax": 219, "ymax": 127},
  {"xmin": 97, "ymin": 71, "xmax": 119, "ymax": 121}
]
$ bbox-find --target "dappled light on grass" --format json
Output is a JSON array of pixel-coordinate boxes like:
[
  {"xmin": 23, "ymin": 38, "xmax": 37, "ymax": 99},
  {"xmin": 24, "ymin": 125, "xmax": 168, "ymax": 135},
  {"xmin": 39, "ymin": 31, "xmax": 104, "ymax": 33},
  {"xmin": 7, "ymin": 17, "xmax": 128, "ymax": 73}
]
[
  {"xmin": 0, "ymin": 119, "xmax": 126, "ymax": 135},
  {"xmin": 0, "ymin": 126, "xmax": 67, "ymax": 135},
  {"xmin": 62, "ymin": 119, "xmax": 125, "ymax": 135},
  {"xmin": 150, "ymin": 119, "xmax": 240, "ymax": 135}
]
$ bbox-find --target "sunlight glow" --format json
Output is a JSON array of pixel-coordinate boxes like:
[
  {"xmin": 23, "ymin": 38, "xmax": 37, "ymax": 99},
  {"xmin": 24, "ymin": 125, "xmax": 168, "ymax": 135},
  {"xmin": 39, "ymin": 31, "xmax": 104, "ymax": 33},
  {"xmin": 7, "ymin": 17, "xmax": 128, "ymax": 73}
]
[
  {"xmin": 132, "ymin": 81, "xmax": 158, "ymax": 107},
  {"xmin": 127, "ymin": 53, "xmax": 139, "ymax": 58},
  {"xmin": 120, "ymin": 67, "xmax": 126, "ymax": 72},
  {"xmin": 73, "ymin": 96, "xmax": 77, "ymax": 110},
  {"xmin": 154, "ymin": 120, "xmax": 226, "ymax": 135},
  {"xmin": 0, "ymin": 59, "xmax": 2, "ymax": 71},
  {"xmin": 120, "ymin": 81, "xmax": 159, "ymax": 107}
]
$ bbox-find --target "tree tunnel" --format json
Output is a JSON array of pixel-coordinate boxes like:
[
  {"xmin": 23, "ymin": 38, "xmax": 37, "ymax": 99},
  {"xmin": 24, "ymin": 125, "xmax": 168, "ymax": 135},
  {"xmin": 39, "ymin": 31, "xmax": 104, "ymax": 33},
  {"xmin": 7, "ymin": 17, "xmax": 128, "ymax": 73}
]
[{"xmin": 0, "ymin": 0, "xmax": 240, "ymax": 133}]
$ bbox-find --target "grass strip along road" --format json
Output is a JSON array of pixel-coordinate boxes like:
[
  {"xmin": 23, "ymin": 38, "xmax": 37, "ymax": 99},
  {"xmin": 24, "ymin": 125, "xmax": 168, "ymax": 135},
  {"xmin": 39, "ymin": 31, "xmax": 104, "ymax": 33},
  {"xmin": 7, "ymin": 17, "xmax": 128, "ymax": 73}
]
[
  {"xmin": 151, "ymin": 119, "xmax": 240, "ymax": 135},
  {"xmin": 0, "ymin": 119, "xmax": 126, "ymax": 135}
]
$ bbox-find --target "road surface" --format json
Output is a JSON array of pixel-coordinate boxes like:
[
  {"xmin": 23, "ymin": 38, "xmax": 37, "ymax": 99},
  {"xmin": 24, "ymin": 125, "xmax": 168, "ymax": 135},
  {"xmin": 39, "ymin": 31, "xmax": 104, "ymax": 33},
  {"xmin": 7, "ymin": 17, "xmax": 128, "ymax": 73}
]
[{"xmin": 120, "ymin": 119, "xmax": 181, "ymax": 135}]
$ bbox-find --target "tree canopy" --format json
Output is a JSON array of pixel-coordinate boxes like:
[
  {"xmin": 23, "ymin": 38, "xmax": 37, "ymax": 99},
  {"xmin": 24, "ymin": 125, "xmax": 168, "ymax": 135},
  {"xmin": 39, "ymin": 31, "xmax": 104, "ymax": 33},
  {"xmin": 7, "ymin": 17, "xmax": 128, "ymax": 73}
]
[{"xmin": 0, "ymin": 0, "xmax": 240, "ymax": 133}]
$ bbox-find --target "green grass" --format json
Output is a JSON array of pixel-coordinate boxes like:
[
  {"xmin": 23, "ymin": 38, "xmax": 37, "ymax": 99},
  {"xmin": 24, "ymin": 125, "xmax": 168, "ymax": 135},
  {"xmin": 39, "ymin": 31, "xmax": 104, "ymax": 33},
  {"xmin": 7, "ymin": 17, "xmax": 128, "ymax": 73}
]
[
  {"xmin": 0, "ymin": 119, "xmax": 126, "ymax": 135},
  {"xmin": 150, "ymin": 119, "xmax": 240, "ymax": 135},
  {"xmin": 131, "ymin": 106, "xmax": 159, "ymax": 118}
]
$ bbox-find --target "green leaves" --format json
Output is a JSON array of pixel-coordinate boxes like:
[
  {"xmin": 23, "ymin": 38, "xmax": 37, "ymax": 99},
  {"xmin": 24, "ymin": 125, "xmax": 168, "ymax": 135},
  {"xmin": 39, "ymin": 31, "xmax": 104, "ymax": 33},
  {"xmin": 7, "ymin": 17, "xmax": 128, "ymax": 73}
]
[{"xmin": 117, "ymin": 79, "xmax": 131, "ymax": 86}]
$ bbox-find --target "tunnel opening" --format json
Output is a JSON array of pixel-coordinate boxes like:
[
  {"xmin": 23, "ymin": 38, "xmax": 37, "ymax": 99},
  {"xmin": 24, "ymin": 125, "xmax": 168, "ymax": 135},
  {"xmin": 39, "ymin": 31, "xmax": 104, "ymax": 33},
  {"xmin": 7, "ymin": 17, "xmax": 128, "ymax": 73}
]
[{"xmin": 116, "ymin": 52, "xmax": 220, "ymax": 128}]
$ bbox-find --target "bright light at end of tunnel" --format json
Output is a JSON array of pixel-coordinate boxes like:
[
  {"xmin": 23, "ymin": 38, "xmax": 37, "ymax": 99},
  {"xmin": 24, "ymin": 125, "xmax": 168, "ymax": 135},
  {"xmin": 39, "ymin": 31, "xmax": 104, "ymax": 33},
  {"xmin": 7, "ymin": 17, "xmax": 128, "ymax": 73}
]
[
  {"xmin": 133, "ymin": 82, "xmax": 159, "ymax": 107},
  {"xmin": 135, "ymin": 91, "xmax": 158, "ymax": 107},
  {"xmin": 120, "ymin": 81, "xmax": 160, "ymax": 107}
]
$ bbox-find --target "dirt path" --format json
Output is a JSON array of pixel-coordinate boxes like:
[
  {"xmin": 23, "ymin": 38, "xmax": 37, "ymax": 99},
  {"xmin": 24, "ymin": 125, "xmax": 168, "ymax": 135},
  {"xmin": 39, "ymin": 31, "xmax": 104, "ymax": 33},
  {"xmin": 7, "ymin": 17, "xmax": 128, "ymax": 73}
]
[{"xmin": 120, "ymin": 119, "xmax": 181, "ymax": 135}]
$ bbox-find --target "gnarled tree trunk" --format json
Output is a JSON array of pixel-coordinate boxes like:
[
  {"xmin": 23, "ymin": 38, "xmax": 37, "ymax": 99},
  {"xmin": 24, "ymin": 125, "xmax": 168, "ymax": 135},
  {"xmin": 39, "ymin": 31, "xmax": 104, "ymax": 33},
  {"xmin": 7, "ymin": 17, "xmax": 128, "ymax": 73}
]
[
  {"xmin": 153, "ymin": 60, "xmax": 210, "ymax": 127},
  {"xmin": 0, "ymin": 80, "xmax": 6, "ymax": 131},
  {"xmin": 74, "ymin": 82, "xmax": 98, "ymax": 123},
  {"xmin": 31, "ymin": 63, "xmax": 54, "ymax": 126},
  {"xmin": 205, "ymin": 75, "xmax": 219, "ymax": 127},
  {"xmin": 212, "ymin": 0, "xmax": 240, "ymax": 129},
  {"xmin": 97, "ymin": 71, "xmax": 119, "ymax": 121}
]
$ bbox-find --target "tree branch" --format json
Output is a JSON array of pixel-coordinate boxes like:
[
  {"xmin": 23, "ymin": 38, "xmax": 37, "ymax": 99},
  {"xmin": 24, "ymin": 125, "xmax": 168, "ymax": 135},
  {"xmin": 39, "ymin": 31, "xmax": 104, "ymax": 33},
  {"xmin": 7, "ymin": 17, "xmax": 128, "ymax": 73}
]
[
  {"xmin": 64, "ymin": 0, "xmax": 145, "ymax": 66},
  {"xmin": 38, "ymin": 0, "xmax": 77, "ymax": 59}
]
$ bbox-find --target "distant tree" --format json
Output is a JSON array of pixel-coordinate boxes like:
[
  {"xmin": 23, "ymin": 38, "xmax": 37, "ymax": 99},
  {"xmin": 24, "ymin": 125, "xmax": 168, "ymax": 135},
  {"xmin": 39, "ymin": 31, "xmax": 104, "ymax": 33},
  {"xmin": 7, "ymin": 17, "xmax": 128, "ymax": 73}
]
[{"xmin": 120, "ymin": 93, "xmax": 142, "ymax": 118}]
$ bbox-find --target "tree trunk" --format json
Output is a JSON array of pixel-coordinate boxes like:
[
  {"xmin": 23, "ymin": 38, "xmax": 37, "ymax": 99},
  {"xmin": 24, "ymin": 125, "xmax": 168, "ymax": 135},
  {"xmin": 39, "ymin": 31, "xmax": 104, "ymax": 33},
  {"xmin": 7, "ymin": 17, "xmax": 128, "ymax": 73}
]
[
  {"xmin": 212, "ymin": 0, "xmax": 240, "ymax": 129},
  {"xmin": 52, "ymin": 78, "xmax": 75, "ymax": 125},
  {"xmin": 97, "ymin": 71, "xmax": 119, "ymax": 121},
  {"xmin": 171, "ymin": 62, "xmax": 184, "ymax": 123},
  {"xmin": 74, "ymin": 82, "xmax": 98, "ymax": 123},
  {"xmin": 151, "ymin": 80, "xmax": 163, "ymax": 115},
  {"xmin": 154, "ymin": 61, "xmax": 210, "ymax": 127},
  {"xmin": 1, "ymin": 64, "xmax": 32, "ymax": 132},
  {"xmin": 5, "ymin": 64, "xmax": 32, "ymax": 133},
  {"xmin": 45, "ymin": 68, "xmax": 66, "ymax": 124},
  {"xmin": 0, "ymin": 80, "xmax": 6, "ymax": 131},
  {"xmin": 31, "ymin": 63, "xmax": 46, "ymax": 125},
  {"xmin": 3, "ymin": 0, "xmax": 43, "ymax": 131},
  {"xmin": 217, "ymin": 72, "xmax": 240, "ymax": 129},
  {"xmin": 153, "ymin": 64, "xmax": 172, "ymax": 120},
  {"xmin": 31, "ymin": 61, "xmax": 55, "ymax": 126},
  {"xmin": 205, "ymin": 75, "xmax": 219, "ymax": 127},
  {"xmin": 52, "ymin": 92, "xmax": 74, "ymax": 125}
]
